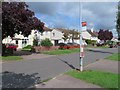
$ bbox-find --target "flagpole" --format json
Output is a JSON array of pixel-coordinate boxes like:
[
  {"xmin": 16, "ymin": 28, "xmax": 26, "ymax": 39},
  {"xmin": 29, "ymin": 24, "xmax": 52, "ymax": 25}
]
[{"xmin": 79, "ymin": 1, "xmax": 83, "ymax": 72}]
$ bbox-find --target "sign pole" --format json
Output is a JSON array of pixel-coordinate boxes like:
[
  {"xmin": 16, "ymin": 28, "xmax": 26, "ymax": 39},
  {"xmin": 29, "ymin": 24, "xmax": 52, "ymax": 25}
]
[{"xmin": 79, "ymin": 2, "xmax": 84, "ymax": 72}]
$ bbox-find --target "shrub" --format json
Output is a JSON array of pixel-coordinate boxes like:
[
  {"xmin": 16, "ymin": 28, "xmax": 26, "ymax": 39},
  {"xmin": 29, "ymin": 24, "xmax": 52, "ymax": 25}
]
[
  {"xmin": 41, "ymin": 38, "xmax": 53, "ymax": 47},
  {"xmin": 2, "ymin": 44, "xmax": 13, "ymax": 56}
]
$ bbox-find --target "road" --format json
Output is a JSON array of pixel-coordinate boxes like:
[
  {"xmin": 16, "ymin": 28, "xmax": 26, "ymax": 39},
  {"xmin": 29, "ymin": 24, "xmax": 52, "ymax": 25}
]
[{"xmin": 1, "ymin": 48, "xmax": 118, "ymax": 88}]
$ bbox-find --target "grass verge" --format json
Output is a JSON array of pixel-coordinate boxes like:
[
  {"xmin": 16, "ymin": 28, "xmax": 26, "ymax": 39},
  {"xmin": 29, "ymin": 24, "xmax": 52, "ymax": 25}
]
[
  {"xmin": 0, "ymin": 56, "xmax": 23, "ymax": 61},
  {"xmin": 105, "ymin": 53, "xmax": 120, "ymax": 61},
  {"xmin": 66, "ymin": 70, "xmax": 118, "ymax": 89},
  {"xmin": 42, "ymin": 48, "xmax": 80, "ymax": 55}
]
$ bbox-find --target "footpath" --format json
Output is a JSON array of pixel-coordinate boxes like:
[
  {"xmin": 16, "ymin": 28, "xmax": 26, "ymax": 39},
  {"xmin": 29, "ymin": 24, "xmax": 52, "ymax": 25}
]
[{"xmin": 35, "ymin": 59, "xmax": 118, "ymax": 88}]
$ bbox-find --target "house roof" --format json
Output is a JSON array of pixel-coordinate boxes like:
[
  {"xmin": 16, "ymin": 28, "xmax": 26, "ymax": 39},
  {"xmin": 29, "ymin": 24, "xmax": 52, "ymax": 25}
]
[
  {"xmin": 55, "ymin": 28, "xmax": 79, "ymax": 34},
  {"xmin": 43, "ymin": 27, "xmax": 52, "ymax": 31},
  {"xmin": 87, "ymin": 30, "xmax": 98, "ymax": 37}
]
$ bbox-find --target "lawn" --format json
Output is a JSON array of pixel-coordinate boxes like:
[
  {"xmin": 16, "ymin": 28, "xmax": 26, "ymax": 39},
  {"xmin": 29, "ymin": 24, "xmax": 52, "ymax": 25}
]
[
  {"xmin": 42, "ymin": 48, "xmax": 80, "ymax": 55},
  {"xmin": 105, "ymin": 53, "xmax": 120, "ymax": 61},
  {"xmin": 0, "ymin": 56, "xmax": 23, "ymax": 61},
  {"xmin": 66, "ymin": 70, "xmax": 118, "ymax": 89}
]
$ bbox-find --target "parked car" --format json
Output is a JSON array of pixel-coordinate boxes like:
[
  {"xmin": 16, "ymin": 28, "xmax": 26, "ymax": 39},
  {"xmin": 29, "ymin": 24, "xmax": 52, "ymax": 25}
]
[
  {"xmin": 117, "ymin": 41, "xmax": 120, "ymax": 46},
  {"xmin": 109, "ymin": 43, "xmax": 117, "ymax": 48},
  {"xmin": 6, "ymin": 44, "xmax": 17, "ymax": 51},
  {"xmin": 57, "ymin": 43, "xmax": 70, "ymax": 49}
]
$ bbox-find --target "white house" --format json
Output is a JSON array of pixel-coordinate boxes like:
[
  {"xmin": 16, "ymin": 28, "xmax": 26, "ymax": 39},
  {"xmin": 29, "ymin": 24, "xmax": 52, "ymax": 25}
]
[
  {"xmin": 2, "ymin": 32, "xmax": 29, "ymax": 49},
  {"xmin": 27, "ymin": 27, "xmax": 64, "ymax": 46},
  {"xmin": 2, "ymin": 27, "xmax": 91, "ymax": 49},
  {"xmin": 82, "ymin": 29, "xmax": 99, "ymax": 41}
]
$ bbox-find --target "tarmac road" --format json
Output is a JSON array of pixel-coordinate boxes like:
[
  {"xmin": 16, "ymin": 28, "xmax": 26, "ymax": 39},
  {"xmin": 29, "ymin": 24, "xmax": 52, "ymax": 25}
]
[{"xmin": 1, "ymin": 47, "xmax": 118, "ymax": 88}]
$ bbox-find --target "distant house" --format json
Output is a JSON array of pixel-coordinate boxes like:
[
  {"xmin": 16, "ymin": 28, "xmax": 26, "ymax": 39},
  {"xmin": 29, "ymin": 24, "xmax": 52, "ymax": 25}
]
[
  {"xmin": 2, "ymin": 32, "xmax": 29, "ymax": 49},
  {"xmin": 82, "ymin": 28, "xmax": 99, "ymax": 41},
  {"xmin": 56, "ymin": 28, "xmax": 80, "ymax": 43}
]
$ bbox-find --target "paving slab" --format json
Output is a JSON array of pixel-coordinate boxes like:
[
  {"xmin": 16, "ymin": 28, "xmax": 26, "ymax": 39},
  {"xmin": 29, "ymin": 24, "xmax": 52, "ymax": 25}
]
[
  {"xmin": 84, "ymin": 59, "xmax": 119, "ymax": 74},
  {"xmin": 35, "ymin": 74, "xmax": 101, "ymax": 88}
]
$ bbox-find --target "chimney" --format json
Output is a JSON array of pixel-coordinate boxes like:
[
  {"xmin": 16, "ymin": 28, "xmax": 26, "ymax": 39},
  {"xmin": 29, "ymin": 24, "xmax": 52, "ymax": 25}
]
[{"xmin": 91, "ymin": 28, "xmax": 94, "ymax": 32}]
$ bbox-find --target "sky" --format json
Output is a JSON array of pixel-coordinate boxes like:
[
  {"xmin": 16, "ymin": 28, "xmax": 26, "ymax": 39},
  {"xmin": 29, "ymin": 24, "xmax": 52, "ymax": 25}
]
[{"xmin": 26, "ymin": 2, "xmax": 118, "ymax": 37}]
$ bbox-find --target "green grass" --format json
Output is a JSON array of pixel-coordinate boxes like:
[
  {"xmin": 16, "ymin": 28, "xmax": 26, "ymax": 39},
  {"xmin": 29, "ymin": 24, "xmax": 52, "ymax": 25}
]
[
  {"xmin": 0, "ymin": 56, "xmax": 23, "ymax": 61},
  {"xmin": 42, "ymin": 48, "xmax": 80, "ymax": 55},
  {"xmin": 105, "ymin": 53, "xmax": 120, "ymax": 61},
  {"xmin": 66, "ymin": 70, "xmax": 119, "ymax": 89}
]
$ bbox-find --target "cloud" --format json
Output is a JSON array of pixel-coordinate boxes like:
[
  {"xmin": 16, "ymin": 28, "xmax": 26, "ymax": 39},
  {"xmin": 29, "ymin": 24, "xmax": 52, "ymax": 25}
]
[
  {"xmin": 27, "ymin": 2, "xmax": 118, "ymax": 33},
  {"xmin": 82, "ymin": 2, "xmax": 117, "ymax": 30},
  {"xmin": 26, "ymin": 2, "xmax": 59, "ymax": 15}
]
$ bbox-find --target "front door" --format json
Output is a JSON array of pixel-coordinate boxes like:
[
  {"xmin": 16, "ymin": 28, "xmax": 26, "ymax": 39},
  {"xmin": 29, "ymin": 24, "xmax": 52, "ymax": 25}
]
[{"xmin": 54, "ymin": 40, "xmax": 58, "ymax": 46}]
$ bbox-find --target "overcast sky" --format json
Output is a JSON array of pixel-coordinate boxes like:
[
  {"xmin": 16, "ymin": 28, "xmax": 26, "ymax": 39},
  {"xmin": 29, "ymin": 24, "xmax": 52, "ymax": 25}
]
[{"xmin": 26, "ymin": 2, "xmax": 118, "ymax": 37}]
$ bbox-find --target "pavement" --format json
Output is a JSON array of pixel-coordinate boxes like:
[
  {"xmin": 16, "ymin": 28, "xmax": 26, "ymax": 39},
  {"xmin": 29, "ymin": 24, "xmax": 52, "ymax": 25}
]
[
  {"xmin": 21, "ymin": 53, "xmax": 55, "ymax": 60},
  {"xmin": 35, "ymin": 74, "xmax": 101, "ymax": 88},
  {"xmin": 84, "ymin": 59, "xmax": 119, "ymax": 74},
  {"xmin": 35, "ymin": 59, "xmax": 119, "ymax": 88}
]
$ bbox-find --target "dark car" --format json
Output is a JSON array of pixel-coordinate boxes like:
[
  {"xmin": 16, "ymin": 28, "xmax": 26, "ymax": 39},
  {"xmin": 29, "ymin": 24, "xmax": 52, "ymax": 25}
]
[
  {"xmin": 109, "ymin": 43, "xmax": 117, "ymax": 48},
  {"xmin": 57, "ymin": 43, "xmax": 70, "ymax": 49},
  {"xmin": 6, "ymin": 44, "xmax": 17, "ymax": 51}
]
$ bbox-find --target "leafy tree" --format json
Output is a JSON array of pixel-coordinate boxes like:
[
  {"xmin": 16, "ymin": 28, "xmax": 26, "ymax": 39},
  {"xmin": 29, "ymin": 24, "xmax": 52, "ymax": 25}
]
[
  {"xmin": 2, "ymin": 2, "xmax": 44, "ymax": 39},
  {"xmin": 98, "ymin": 29, "xmax": 113, "ymax": 43},
  {"xmin": 116, "ymin": 1, "xmax": 120, "ymax": 40},
  {"xmin": 33, "ymin": 39, "xmax": 38, "ymax": 46},
  {"xmin": 62, "ymin": 33, "xmax": 69, "ymax": 42},
  {"xmin": 41, "ymin": 38, "xmax": 53, "ymax": 47}
]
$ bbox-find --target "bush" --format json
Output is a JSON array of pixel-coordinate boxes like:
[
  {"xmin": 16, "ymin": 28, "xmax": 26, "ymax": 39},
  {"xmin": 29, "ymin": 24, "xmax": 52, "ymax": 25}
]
[
  {"xmin": 85, "ymin": 39, "xmax": 96, "ymax": 44},
  {"xmin": 41, "ymin": 38, "xmax": 53, "ymax": 47},
  {"xmin": 2, "ymin": 44, "xmax": 13, "ymax": 56}
]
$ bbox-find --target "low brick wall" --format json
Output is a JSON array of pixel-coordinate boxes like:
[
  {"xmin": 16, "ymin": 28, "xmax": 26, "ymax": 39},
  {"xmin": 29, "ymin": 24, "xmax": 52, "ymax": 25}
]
[{"xmin": 32, "ymin": 46, "xmax": 60, "ymax": 52}]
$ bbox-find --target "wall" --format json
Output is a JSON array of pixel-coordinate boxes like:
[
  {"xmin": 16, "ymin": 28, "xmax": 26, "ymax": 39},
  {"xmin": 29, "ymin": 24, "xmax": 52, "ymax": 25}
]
[{"xmin": 32, "ymin": 46, "xmax": 60, "ymax": 52}]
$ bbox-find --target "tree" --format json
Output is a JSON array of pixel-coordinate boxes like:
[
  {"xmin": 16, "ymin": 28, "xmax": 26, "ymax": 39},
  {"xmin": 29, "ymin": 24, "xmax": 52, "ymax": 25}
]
[
  {"xmin": 98, "ymin": 29, "xmax": 113, "ymax": 43},
  {"xmin": 116, "ymin": 1, "xmax": 120, "ymax": 40},
  {"xmin": 2, "ymin": 2, "xmax": 44, "ymax": 39},
  {"xmin": 62, "ymin": 33, "xmax": 69, "ymax": 42}
]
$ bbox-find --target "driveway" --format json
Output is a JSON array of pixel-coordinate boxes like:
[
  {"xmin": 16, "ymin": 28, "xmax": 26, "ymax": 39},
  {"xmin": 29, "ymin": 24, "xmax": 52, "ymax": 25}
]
[{"xmin": 2, "ymin": 48, "xmax": 118, "ymax": 88}]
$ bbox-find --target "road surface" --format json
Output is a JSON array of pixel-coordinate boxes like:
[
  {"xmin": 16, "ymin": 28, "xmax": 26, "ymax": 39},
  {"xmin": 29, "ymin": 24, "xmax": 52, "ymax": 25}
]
[{"xmin": 1, "ymin": 48, "xmax": 118, "ymax": 88}]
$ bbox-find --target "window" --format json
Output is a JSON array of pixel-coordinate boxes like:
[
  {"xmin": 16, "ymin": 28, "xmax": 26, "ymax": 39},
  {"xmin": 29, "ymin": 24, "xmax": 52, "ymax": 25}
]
[
  {"xmin": 25, "ymin": 39, "xmax": 27, "ymax": 44},
  {"xmin": 22, "ymin": 39, "xmax": 25, "ymax": 44},
  {"xmin": 16, "ymin": 40, "xmax": 18, "ymax": 44},
  {"xmin": 53, "ymin": 33, "xmax": 55, "ymax": 36}
]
